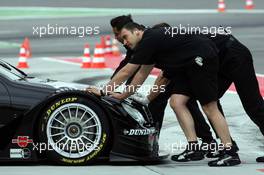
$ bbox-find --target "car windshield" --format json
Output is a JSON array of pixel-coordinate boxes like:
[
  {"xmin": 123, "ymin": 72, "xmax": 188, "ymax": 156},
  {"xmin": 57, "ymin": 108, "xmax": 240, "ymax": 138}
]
[{"xmin": 0, "ymin": 60, "xmax": 27, "ymax": 80}]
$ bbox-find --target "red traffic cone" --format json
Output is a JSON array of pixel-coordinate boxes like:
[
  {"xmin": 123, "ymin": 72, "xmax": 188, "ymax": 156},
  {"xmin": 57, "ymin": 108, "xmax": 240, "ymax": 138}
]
[
  {"xmin": 105, "ymin": 35, "xmax": 112, "ymax": 55},
  {"xmin": 100, "ymin": 35, "xmax": 106, "ymax": 50},
  {"xmin": 81, "ymin": 44, "xmax": 91, "ymax": 68},
  {"xmin": 23, "ymin": 37, "xmax": 32, "ymax": 58},
  {"xmin": 245, "ymin": 0, "xmax": 254, "ymax": 10},
  {"xmin": 91, "ymin": 44, "xmax": 106, "ymax": 68},
  {"xmin": 17, "ymin": 44, "xmax": 29, "ymax": 68},
  {"xmin": 218, "ymin": 0, "xmax": 226, "ymax": 12},
  {"xmin": 112, "ymin": 39, "xmax": 121, "ymax": 56}
]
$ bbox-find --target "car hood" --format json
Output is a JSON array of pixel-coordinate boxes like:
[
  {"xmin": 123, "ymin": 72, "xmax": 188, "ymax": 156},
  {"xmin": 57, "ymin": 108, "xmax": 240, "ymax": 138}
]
[{"xmin": 26, "ymin": 77, "xmax": 89, "ymax": 90}]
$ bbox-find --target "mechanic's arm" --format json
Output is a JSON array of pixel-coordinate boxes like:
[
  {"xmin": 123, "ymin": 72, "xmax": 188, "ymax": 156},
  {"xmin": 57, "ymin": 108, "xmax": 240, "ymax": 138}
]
[
  {"xmin": 147, "ymin": 71, "xmax": 170, "ymax": 102},
  {"xmin": 104, "ymin": 63, "xmax": 140, "ymax": 93},
  {"xmin": 111, "ymin": 64, "xmax": 154, "ymax": 100}
]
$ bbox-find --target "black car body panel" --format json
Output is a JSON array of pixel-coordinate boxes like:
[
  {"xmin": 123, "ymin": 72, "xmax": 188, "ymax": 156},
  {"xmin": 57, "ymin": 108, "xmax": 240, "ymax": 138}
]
[{"xmin": 0, "ymin": 60, "xmax": 167, "ymax": 163}]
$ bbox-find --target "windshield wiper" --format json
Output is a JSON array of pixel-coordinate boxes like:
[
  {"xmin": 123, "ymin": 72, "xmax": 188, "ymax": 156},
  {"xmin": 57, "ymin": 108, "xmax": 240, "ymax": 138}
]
[
  {"xmin": 0, "ymin": 60, "xmax": 28, "ymax": 80},
  {"xmin": 5, "ymin": 62, "xmax": 28, "ymax": 78},
  {"xmin": 0, "ymin": 63, "xmax": 12, "ymax": 71}
]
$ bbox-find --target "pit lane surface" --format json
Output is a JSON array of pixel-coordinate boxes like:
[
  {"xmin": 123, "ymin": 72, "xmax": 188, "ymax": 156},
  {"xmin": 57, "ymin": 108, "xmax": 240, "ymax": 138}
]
[{"xmin": 0, "ymin": 0, "xmax": 264, "ymax": 174}]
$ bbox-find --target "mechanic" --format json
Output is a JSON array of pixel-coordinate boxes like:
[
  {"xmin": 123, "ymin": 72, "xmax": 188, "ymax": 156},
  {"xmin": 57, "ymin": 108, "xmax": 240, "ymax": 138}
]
[
  {"xmin": 99, "ymin": 22, "xmax": 240, "ymax": 167},
  {"xmin": 111, "ymin": 16, "xmax": 214, "ymax": 143},
  {"xmin": 110, "ymin": 16, "xmax": 222, "ymax": 159},
  {"xmin": 142, "ymin": 24, "xmax": 264, "ymax": 164},
  {"xmin": 122, "ymin": 22, "xmax": 264, "ymax": 164},
  {"xmin": 88, "ymin": 15, "xmax": 223, "ymax": 160}
]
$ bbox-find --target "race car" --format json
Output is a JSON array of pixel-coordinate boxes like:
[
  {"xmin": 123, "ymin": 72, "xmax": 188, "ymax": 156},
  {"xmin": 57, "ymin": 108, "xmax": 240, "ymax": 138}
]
[{"xmin": 0, "ymin": 59, "xmax": 168, "ymax": 165}]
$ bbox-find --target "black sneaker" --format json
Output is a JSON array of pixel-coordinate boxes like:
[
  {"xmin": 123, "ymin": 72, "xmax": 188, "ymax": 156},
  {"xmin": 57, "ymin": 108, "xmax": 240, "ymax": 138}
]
[
  {"xmin": 208, "ymin": 152, "xmax": 241, "ymax": 167},
  {"xmin": 256, "ymin": 156, "xmax": 264, "ymax": 162},
  {"xmin": 206, "ymin": 150, "xmax": 221, "ymax": 158},
  {"xmin": 200, "ymin": 139, "xmax": 220, "ymax": 158},
  {"xmin": 171, "ymin": 149, "xmax": 205, "ymax": 162}
]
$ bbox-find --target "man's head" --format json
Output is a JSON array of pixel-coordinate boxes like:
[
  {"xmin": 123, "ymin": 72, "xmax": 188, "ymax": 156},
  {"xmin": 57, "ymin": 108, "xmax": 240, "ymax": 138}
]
[
  {"xmin": 110, "ymin": 15, "xmax": 133, "ymax": 43},
  {"xmin": 120, "ymin": 22, "xmax": 145, "ymax": 49},
  {"xmin": 152, "ymin": 22, "xmax": 171, "ymax": 29}
]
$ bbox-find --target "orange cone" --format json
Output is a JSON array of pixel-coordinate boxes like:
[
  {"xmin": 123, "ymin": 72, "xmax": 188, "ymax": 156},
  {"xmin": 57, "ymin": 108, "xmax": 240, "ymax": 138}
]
[
  {"xmin": 22, "ymin": 37, "xmax": 32, "ymax": 58},
  {"xmin": 245, "ymin": 0, "xmax": 254, "ymax": 10},
  {"xmin": 100, "ymin": 35, "xmax": 106, "ymax": 50},
  {"xmin": 81, "ymin": 44, "xmax": 91, "ymax": 68},
  {"xmin": 91, "ymin": 44, "xmax": 106, "ymax": 68},
  {"xmin": 17, "ymin": 44, "xmax": 29, "ymax": 68},
  {"xmin": 218, "ymin": 0, "xmax": 226, "ymax": 12},
  {"xmin": 112, "ymin": 39, "xmax": 121, "ymax": 56},
  {"xmin": 105, "ymin": 35, "xmax": 112, "ymax": 55}
]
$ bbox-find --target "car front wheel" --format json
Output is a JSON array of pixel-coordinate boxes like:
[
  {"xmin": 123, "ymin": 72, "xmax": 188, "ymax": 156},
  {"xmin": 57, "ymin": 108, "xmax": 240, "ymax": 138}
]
[{"xmin": 38, "ymin": 96, "xmax": 111, "ymax": 165}]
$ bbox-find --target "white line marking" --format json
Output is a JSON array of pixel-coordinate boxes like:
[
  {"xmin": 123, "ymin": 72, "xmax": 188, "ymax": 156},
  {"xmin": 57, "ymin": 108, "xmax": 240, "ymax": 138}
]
[
  {"xmin": 41, "ymin": 56, "xmax": 264, "ymax": 98},
  {"xmin": 0, "ymin": 7, "xmax": 263, "ymax": 14},
  {"xmin": 0, "ymin": 7, "xmax": 264, "ymax": 20},
  {"xmin": 0, "ymin": 30, "xmax": 20, "ymax": 34},
  {"xmin": 42, "ymin": 57, "xmax": 81, "ymax": 66},
  {"xmin": 42, "ymin": 57, "xmax": 112, "ymax": 71},
  {"xmin": 149, "ymin": 73, "xmax": 264, "ymax": 96},
  {"xmin": 256, "ymin": 73, "xmax": 264, "ymax": 77},
  {"xmin": 237, "ymin": 35, "xmax": 264, "ymax": 39}
]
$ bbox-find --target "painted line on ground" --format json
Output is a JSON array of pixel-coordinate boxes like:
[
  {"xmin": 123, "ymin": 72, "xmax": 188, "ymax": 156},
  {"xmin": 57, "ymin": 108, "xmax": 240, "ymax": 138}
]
[
  {"xmin": 42, "ymin": 56, "xmax": 264, "ymax": 97},
  {"xmin": 1, "ymin": 7, "xmax": 264, "ymax": 20},
  {"xmin": 0, "ymin": 41, "xmax": 20, "ymax": 48},
  {"xmin": 42, "ymin": 57, "xmax": 81, "ymax": 66},
  {"xmin": 42, "ymin": 57, "xmax": 112, "ymax": 71}
]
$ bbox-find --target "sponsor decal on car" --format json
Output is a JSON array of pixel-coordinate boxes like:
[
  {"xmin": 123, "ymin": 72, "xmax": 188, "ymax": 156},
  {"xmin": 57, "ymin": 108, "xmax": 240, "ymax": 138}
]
[
  {"xmin": 123, "ymin": 128, "xmax": 156, "ymax": 136},
  {"xmin": 12, "ymin": 136, "xmax": 33, "ymax": 148},
  {"xmin": 10, "ymin": 148, "xmax": 31, "ymax": 159},
  {"xmin": 46, "ymin": 97, "xmax": 78, "ymax": 117}
]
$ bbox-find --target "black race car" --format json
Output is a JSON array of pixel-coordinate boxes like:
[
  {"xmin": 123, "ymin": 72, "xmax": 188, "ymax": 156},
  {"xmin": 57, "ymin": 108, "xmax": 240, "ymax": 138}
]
[{"xmin": 0, "ymin": 59, "xmax": 168, "ymax": 165}]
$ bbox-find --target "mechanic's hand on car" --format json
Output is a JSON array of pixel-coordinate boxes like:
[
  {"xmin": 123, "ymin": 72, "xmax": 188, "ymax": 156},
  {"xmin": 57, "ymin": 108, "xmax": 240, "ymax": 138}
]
[
  {"xmin": 130, "ymin": 93, "xmax": 150, "ymax": 105},
  {"xmin": 109, "ymin": 92, "xmax": 127, "ymax": 100},
  {"xmin": 85, "ymin": 86, "xmax": 101, "ymax": 96}
]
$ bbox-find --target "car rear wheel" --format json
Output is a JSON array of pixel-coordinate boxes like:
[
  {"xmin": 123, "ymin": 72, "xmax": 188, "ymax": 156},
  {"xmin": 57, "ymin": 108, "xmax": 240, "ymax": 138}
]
[{"xmin": 38, "ymin": 96, "xmax": 110, "ymax": 165}]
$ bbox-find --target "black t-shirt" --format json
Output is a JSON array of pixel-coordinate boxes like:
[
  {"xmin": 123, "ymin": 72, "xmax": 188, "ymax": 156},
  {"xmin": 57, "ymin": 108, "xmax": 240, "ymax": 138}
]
[
  {"xmin": 204, "ymin": 33, "xmax": 231, "ymax": 58},
  {"xmin": 129, "ymin": 28, "xmax": 218, "ymax": 71},
  {"xmin": 162, "ymin": 32, "xmax": 232, "ymax": 78}
]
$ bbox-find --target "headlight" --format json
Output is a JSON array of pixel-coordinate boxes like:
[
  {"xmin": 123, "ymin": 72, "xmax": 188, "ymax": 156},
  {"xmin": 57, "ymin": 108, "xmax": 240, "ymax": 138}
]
[{"xmin": 121, "ymin": 103, "xmax": 146, "ymax": 125}]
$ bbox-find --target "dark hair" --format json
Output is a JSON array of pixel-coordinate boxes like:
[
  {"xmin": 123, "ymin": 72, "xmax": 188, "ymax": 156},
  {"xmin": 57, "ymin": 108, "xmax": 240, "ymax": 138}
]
[
  {"xmin": 122, "ymin": 22, "xmax": 145, "ymax": 32},
  {"xmin": 110, "ymin": 15, "xmax": 133, "ymax": 31},
  {"xmin": 152, "ymin": 22, "xmax": 171, "ymax": 29}
]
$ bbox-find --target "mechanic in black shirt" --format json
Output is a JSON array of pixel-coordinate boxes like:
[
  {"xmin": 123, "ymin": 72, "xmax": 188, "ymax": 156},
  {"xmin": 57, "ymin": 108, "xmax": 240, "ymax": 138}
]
[
  {"xmin": 109, "ymin": 15, "xmax": 219, "ymax": 158},
  {"xmin": 129, "ymin": 24, "xmax": 264, "ymax": 164},
  {"xmin": 162, "ymin": 28, "xmax": 264, "ymax": 164},
  {"xmin": 103, "ymin": 22, "xmax": 240, "ymax": 166},
  {"xmin": 214, "ymin": 33, "xmax": 264, "ymax": 163}
]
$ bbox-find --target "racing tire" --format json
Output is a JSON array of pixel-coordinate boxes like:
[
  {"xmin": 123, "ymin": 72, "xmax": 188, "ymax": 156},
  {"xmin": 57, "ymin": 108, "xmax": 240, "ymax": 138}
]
[{"xmin": 38, "ymin": 96, "xmax": 111, "ymax": 165}]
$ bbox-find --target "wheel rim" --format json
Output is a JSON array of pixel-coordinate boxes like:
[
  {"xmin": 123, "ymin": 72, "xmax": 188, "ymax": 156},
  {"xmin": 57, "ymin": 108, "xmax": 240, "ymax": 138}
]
[{"xmin": 46, "ymin": 103, "xmax": 102, "ymax": 158}]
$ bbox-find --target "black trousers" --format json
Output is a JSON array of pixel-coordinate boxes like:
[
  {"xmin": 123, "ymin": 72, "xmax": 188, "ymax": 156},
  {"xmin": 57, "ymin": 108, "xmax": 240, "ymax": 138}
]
[{"xmin": 218, "ymin": 40, "xmax": 264, "ymax": 136}]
